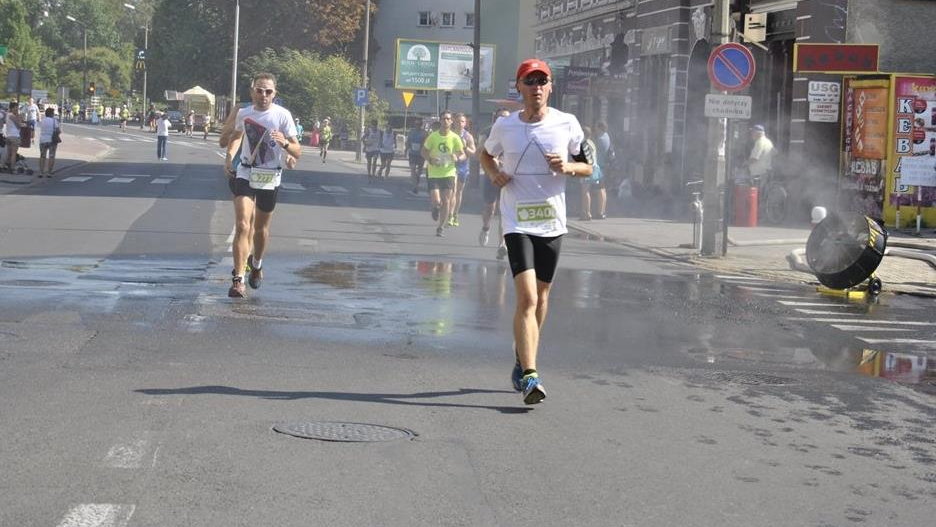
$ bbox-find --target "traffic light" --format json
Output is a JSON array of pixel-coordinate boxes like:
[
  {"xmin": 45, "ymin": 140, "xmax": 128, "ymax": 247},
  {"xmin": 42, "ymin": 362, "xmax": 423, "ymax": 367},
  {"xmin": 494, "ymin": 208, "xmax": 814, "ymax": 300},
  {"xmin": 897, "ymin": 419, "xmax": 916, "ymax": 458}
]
[{"xmin": 88, "ymin": 82, "xmax": 95, "ymax": 95}]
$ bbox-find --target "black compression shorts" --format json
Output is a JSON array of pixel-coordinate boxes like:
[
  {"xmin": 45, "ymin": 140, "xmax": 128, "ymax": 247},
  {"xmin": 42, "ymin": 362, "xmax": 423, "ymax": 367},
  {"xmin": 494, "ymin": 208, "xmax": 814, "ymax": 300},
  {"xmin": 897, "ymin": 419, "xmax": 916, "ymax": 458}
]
[
  {"xmin": 228, "ymin": 177, "xmax": 280, "ymax": 213},
  {"xmin": 504, "ymin": 233, "xmax": 563, "ymax": 283}
]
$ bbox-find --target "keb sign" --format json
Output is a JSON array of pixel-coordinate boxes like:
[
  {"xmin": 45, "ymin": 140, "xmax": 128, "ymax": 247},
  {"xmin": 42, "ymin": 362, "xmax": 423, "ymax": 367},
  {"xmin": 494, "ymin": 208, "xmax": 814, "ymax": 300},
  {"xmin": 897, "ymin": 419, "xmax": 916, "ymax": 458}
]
[{"xmin": 395, "ymin": 39, "xmax": 495, "ymax": 93}]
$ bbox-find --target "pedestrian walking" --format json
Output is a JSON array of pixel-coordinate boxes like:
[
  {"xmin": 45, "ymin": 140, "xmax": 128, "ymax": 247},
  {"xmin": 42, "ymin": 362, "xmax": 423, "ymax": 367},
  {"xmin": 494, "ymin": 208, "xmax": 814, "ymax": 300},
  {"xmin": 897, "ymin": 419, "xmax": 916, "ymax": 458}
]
[
  {"xmin": 422, "ymin": 110, "xmax": 465, "ymax": 238},
  {"xmin": 478, "ymin": 108, "xmax": 511, "ymax": 254},
  {"xmin": 156, "ymin": 112, "xmax": 170, "ymax": 160},
  {"xmin": 406, "ymin": 122, "xmax": 427, "ymax": 194},
  {"xmin": 38, "ymin": 107, "xmax": 61, "ymax": 178},
  {"xmin": 479, "ymin": 59, "xmax": 593, "ymax": 404},
  {"xmin": 119, "ymin": 105, "xmax": 130, "ymax": 130},
  {"xmin": 223, "ymin": 72, "xmax": 301, "ymax": 298},
  {"xmin": 450, "ymin": 112, "xmax": 476, "ymax": 227},
  {"xmin": 378, "ymin": 123, "xmax": 396, "ymax": 179},
  {"xmin": 186, "ymin": 110, "xmax": 195, "ymax": 137}
]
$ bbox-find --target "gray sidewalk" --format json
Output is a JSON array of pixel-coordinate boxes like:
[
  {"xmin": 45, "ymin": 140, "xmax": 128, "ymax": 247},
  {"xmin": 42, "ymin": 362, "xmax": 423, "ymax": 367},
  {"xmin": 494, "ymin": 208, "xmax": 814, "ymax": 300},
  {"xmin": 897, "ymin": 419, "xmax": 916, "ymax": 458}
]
[{"xmin": 568, "ymin": 215, "xmax": 936, "ymax": 297}]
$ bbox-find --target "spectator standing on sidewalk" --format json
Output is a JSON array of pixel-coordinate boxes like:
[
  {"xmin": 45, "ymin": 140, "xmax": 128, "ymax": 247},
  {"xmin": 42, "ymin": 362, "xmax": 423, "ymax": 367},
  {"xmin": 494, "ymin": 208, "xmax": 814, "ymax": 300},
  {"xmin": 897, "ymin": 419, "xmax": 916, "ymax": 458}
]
[
  {"xmin": 378, "ymin": 123, "xmax": 396, "ymax": 179},
  {"xmin": 745, "ymin": 124, "xmax": 774, "ymax": 183},
  {"xmin": 156, "ymin": 112, "xmax": 170, "ymax": 160},
  {"xmin": 479, "ymin": 59, "xmax": 592, "ymax": 405},
  {"xmin": 37, "ymin": 107, "xmax": 61, "ymax": 178},
  {"xmin": 3, "ymin": 102, "xmax": 24, "ymax": 171},
  {"xmin": 450, "ymin": 112, "xmax": 476, "ymax": 227}
]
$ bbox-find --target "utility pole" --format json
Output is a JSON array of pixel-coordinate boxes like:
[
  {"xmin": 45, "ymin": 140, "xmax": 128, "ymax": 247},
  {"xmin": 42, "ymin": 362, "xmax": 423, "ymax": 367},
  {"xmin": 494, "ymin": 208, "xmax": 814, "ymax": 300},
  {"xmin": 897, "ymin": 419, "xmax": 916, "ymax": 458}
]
[
  {"xmin": 701, "ymin": 0, "xmax": 731, "ymax": 256},
  {"xmin": 142, "ymin": 23, "xmax": 148, "ymax": 114},
  {"xmin": 357, "ymin": 0, "xmax": 371, "ymax": 162},
  {"xmin": 229, "ymin": 0, "xmax": 240, "ymax": 115},
  {"xmin": 471, "ymin": 0, "xmax": 481, "ymax": 185}
]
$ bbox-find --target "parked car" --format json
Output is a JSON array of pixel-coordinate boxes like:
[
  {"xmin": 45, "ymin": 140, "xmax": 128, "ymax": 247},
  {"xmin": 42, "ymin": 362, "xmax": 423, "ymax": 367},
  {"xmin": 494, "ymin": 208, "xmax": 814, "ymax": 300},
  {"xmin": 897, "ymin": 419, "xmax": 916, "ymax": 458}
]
[{"xmin": 164, "ymin": 110, "xmax": 185, "ymax": 132}]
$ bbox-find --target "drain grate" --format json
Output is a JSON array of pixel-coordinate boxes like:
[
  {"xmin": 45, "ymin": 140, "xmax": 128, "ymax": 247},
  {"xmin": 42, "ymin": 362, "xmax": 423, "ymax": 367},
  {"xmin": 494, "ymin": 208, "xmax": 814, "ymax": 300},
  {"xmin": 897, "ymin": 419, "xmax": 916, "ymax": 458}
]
[{"xmin": 273, "ymin": 421, "xmax": 416, "ymax": 442}]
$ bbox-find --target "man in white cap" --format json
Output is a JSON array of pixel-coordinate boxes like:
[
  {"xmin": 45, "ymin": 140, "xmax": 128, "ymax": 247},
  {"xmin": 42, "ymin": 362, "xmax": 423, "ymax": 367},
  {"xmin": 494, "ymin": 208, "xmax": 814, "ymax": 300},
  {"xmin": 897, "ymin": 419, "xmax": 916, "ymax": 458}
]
[
  {"xmin": 479, "ymin": 58, "xmax": 593, "ymax": 405},
  {"xmin": 746, "ymin": 124, "xmax": 774, "ymax": 182}
]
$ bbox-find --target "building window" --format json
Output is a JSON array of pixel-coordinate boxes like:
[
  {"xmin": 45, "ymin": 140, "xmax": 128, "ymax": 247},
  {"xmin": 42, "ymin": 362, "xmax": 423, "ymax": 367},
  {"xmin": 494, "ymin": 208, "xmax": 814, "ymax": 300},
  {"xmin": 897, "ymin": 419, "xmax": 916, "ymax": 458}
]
[
  {"xmin": 465, "ymin": 12, "xmax": 475, "ymax": 27},
  {"xmin": 418, "ymin": 11, "xmax": 431, "ymax": 26},
  {"xmin": 441, "ymin": 12, "xmax": 456, "ymax": 27},
  {"xmin": 566, "ymin": 0, "xmax": 578, "ymax": 11}
]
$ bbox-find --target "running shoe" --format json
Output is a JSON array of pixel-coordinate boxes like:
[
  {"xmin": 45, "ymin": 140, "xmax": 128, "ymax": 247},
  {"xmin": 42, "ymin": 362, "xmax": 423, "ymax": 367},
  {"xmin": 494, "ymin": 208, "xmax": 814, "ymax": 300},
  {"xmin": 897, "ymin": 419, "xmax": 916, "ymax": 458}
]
[
  {"xmin": 431, "ymin": 206, "xmax": 440, "ymax": 221},
  {"xmin": 436, "ymin": 226, "xmax": 445, "ymax": 237},
  {"xmin": 496, "ymin": 245, "xmax": 508, "ymax": 260},
  {"xmin": 247, "ymin": 256, "xmax": 263, "ymax": 289},
  {"xmin": 520, "ymin": 374, "xmax": 546, "ymax": 404},
  {"xmin": 449, "ymin": 214, "xmax": 460, "ymax": 227},
  {"xmin": 479, "ymin": 228, "xmax": 489, "ymax": 247},
  {"xmin": 228, "ymin": 278, "xmax": 247, "ymax": 298},
  {"xmin": 511, "ymin": 360, "xmax": 523, "ymax": 392}
]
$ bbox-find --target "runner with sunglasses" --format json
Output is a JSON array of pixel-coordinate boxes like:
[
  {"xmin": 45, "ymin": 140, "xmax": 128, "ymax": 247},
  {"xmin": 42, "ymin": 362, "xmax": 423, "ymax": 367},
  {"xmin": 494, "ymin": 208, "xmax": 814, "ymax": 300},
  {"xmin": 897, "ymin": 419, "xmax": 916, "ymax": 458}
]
[
  {"xmin": 223, "ymin": 72, "xmax": 301, "ymax": 298},
  {"xmin": 480, "ymin": 59, "xmax": 593, "ymax": 404}
]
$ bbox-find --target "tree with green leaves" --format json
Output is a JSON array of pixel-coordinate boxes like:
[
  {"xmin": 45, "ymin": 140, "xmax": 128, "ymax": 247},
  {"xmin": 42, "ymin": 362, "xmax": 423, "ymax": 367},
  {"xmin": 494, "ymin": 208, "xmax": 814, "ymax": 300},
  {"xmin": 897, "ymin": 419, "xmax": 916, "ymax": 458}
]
[{"xmin": 241, "ymin": 48, "xmax": 387, "ymax": 131}]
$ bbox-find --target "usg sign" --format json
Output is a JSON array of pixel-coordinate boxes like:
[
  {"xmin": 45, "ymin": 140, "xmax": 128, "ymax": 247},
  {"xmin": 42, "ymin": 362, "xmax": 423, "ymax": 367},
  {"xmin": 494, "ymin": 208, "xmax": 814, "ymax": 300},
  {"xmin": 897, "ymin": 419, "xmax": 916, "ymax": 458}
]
[{"xmin": 704, "ymin": 94, "xmax": 752, "ymax": 119}]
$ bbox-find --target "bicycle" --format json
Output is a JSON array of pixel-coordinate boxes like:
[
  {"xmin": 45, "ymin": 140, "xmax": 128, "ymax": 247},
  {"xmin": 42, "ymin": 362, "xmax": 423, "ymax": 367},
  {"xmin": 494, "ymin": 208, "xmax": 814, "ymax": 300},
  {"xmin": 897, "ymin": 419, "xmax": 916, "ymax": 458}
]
[{"xmin": 751, "ymin": 173, "xmax": 788, "ymax": 225}]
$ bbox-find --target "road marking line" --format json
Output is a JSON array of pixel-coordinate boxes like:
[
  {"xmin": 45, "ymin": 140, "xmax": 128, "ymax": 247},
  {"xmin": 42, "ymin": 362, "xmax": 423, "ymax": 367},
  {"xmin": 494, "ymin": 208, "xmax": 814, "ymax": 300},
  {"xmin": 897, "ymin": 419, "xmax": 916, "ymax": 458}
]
[
  {"xmin": 103, "ymin": 439, "xmax": 148, "ymax": 469},
  {"xmin": 225, "ymin": 227, "xmax": 235, "ymax": 245},
  {"xmin": 361, "ymin": 187, "xmax": 393, "ymax": 196},
  {"xmin": 737, "ymin": 286, "xmax": 797, "ymax": 292},
  {"xmin": 794, "ymin": 309, "xmax": 860, "ymax": 316},
  {"xmin": 81, "ymin": 173, "xmax": 113, "ymax": 176},
  {"xmin": 62, "ymin": 176, "xmax": 92, "ymax": 182},
  {"xmin": 788, "ymin": 317, "xmax": 932, "ymax": 326},
  {"xmin": 280, "ymin": 182, "xmax": 306, "ymax": 191},
  {"xmin": 56, "ymin": 504, "xmax": 135, "ymax": 527},
  {"xmin": 779, "ymin": 301, "xmax": 852, "ymax": 307},
  {"xmin": 151, "ymin": 178, "xmax": 174, "ymax": 184},
  {"xmin": 107, "ymin": 177, "xmax": 135, "ymax": 183},
  {"xmin": 751, "ymin": 293, "xmax": 804, "ymax": 298},
  {"xmin": 123, "ymin": 174, "xmax": 152, "ymax": 178},
  {"xmin": 321, "ymin": 185, "xmax": 348, "ymax": 193},
  {"xmin": 716, "ymin": 275, "xmax": 769, "ymax": 281},
  {"xmin": 858, "ymin": 338, "xmax": 936, "ymax": 345},
  {"xmin": 830, "ymin": 325, "xmax": 913, "ymax": 332}
]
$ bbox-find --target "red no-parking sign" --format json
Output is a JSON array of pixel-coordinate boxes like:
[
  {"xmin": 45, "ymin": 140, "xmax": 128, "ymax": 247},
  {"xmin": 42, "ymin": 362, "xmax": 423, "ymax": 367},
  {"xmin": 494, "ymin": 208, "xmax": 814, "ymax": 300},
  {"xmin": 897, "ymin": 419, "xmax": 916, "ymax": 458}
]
[{"xmin": 708, "ymin": 43, "xmax": 756, "ymax": 93}]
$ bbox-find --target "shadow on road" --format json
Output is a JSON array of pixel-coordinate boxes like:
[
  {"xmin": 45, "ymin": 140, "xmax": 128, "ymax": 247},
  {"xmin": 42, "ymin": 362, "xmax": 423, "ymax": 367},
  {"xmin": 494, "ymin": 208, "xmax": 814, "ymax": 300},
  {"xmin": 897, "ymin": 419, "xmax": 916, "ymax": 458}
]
[{"xmin": 135, "ymin": 385, "xmax": 531, "ymax": 414}]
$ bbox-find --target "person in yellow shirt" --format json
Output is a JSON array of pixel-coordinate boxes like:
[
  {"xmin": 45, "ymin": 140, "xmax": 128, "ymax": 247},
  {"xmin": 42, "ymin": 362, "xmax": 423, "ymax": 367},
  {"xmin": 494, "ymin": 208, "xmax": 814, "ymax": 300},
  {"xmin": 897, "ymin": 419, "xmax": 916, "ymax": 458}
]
[{"xmin": 421, "ymin": 111, "xmax": 465, "ymax": 237}]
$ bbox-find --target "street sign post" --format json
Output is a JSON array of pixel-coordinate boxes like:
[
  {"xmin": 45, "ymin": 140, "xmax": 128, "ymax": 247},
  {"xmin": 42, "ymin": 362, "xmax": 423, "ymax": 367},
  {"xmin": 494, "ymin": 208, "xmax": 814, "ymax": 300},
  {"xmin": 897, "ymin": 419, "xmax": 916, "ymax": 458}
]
[
  {"xmin": 704, "ymin": 94, "xmax": 752, "ymax": 119},
  {"xmin": 707, "ymin": 43, "xmax": 755, "ymax": 93},
  {"xmin": 354, "ymin": 88, "xmax": 368, "ymax": 107}
]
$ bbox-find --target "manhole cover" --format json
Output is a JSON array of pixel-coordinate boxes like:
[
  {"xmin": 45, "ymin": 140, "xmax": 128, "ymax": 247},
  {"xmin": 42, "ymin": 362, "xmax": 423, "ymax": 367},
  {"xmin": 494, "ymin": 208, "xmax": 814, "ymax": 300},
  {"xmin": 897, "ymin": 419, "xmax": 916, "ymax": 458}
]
[
  {"xmin": 699, "ymin": 370, "xmax": 797, "ymax": 386},
  {"xmin": 273, "ymin": 421, "xmax": 416, "ymax": 442}
]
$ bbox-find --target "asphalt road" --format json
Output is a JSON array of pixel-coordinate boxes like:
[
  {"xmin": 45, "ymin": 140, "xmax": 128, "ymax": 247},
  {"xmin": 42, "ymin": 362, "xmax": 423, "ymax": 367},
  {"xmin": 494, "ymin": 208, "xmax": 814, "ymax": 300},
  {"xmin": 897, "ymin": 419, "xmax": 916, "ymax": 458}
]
[{"xmin": 0, "ymin": 124, "xmax": 933, "ymax": 526}]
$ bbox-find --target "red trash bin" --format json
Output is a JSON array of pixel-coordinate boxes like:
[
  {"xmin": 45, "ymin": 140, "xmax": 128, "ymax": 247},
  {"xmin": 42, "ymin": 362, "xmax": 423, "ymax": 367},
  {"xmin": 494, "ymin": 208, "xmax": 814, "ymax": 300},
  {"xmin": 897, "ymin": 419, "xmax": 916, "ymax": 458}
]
[{"xmin": 732, "ymin": 184, "xmax": 758, "ymax": 227}]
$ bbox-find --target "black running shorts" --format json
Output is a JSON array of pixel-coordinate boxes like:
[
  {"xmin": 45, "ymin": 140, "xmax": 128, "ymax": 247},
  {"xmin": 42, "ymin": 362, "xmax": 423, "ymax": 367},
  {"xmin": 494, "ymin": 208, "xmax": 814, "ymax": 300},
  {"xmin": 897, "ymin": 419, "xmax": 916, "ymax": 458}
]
[
  {"xmin": 504, "ymin": 233, "xmax": 563, "ymax": 283},
  {"xmin": 228, "ymin": 177, "xmax": 279, "ymax": 213},
  {"xmin": 428, "ymin": 176, "xmax": 455, "ymax": 191}
]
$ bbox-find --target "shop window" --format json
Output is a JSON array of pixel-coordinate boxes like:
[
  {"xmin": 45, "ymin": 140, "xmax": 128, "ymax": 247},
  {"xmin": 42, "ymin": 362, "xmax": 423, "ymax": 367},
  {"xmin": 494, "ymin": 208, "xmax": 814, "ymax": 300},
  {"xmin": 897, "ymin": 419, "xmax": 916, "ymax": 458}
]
[{"xmin": 465, "ymin": 13, "xmax": 475, "ymax": 27}]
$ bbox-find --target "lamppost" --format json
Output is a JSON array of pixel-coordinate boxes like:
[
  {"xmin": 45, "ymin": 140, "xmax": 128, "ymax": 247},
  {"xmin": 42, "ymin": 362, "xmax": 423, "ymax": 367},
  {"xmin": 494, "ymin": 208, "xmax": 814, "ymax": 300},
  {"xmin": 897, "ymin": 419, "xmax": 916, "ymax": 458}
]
[
  {"xmin": 230, "ymin": 0, "xmax": 240, "ymax": 117},
  {"xmin": 357, "ymin": 0, "xmax": 371, "ymax": 162},
  {"xmin": 65, "ymin": 15, "xmax": 87, "ymax": 103},
  {"xmin": 124, "ymin": 3, "xmax": 149, "ymax": 119}
]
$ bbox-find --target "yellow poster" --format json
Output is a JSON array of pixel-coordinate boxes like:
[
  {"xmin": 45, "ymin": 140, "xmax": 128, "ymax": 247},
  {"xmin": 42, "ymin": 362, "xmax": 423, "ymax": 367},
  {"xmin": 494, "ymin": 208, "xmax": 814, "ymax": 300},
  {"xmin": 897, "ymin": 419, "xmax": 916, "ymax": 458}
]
[{"xmin": 852, "ymin": 87, "xmax": 888, "ymax": 160}]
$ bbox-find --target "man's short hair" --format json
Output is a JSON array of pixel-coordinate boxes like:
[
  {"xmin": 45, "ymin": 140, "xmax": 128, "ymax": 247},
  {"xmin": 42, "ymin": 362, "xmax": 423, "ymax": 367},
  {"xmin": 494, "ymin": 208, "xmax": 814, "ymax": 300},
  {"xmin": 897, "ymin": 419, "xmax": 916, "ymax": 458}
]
[
  {"xmin": 252, "ymin": 72, "xmax": 276, "ymax": 86},
  {"xmin": 439, "ymin": 110, "xmax": 453, "ymax": 120}
]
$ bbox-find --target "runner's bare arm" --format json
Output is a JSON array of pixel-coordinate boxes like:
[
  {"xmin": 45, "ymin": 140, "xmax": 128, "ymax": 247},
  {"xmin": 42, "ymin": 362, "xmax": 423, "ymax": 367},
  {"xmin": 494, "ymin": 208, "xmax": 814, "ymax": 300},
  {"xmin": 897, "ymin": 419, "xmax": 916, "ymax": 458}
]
[
  {"xmin": 480, "ymin": 149, "xmax": 511, "ymax": 187},
  {"xmin": 225, "ymin": 133, "xmax": 243, "ymax": 175}
]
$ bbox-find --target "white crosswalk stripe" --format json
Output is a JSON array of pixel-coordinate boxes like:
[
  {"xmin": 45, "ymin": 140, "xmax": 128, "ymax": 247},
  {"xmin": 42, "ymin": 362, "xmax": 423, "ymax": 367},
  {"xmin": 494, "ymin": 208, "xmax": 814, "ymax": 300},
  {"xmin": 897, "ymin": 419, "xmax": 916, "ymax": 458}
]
[
  {"xmin": 62, "ymin": 176, "xmax": 92, "ymax": 182},
  {"xmin": 151, "ymin": 178, "xmax": 174, "ymax": 184},
  {"xmin": 361, "ymin": 187, "xmax": 393, "ymax": 197},
  {"xmin": 321, "ymin": 185, "xmax": 348, "ymax": 193},
  {"xmin": 56, "ymin": 504, "xmax": 135, "ymax": 527},
  {"xmin": 108, "ymin": 177, "xmax": 135, "ymax": 183},
  {"xmin": 280, "ymin": 182, "xmax": 306, "ymax": 191}
]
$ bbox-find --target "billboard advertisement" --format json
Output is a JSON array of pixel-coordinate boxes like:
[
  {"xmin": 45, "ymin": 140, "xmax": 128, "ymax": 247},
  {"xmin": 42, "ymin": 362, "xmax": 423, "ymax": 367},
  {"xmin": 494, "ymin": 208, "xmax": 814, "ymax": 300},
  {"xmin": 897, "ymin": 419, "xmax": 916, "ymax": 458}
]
[{"xmin": 395, "ymin": 39, "xmax": 495, "ymax": 93}]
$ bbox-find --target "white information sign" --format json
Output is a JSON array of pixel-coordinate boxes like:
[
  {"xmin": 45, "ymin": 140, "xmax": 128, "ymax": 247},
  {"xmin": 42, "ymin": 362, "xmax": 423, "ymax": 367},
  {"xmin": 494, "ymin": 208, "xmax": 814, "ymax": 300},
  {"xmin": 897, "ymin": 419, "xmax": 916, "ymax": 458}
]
[
  {"xmin": 898, "ymin": 155, "xmax": 936, "ymax": 187},
  {"xmin": 704, "ymin": 94, "xmax": 751, "ymax": 119},
  {"xmin": 809, "ymin": 102, "xmax": 839, "ymax": 122},
  {"xmin": 808, "ymin": 81, "xmax": 841, "ymax": 103}
]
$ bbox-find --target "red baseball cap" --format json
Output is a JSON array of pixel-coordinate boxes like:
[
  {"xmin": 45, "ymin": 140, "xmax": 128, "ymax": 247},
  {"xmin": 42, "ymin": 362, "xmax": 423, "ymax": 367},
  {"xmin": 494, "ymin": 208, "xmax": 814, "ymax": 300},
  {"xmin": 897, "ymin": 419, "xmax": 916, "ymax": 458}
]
[{"xmin": 516, "ymin": 59, "xmax": 552, "ymax": 81}]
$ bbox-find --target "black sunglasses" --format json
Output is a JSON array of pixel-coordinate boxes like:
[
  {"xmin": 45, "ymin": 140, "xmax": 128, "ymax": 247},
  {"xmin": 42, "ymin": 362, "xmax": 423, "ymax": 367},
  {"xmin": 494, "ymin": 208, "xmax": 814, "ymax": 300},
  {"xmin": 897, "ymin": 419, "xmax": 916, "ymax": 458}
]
[
  {"xmin": 254, "ymin": 88, "xmax": 274, "ymax": 96},
  {"xmin": 521, "ymin": 77, "xmax": 550, "ymax": 86}
]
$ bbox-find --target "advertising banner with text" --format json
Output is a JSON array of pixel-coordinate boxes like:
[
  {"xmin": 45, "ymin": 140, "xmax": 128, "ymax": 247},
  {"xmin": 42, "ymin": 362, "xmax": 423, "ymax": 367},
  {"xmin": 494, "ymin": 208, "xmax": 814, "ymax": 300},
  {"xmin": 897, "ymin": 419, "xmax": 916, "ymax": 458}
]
[{"xmin": 395, "ymin": 39, "xmax": 495, "ymax": 93}]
